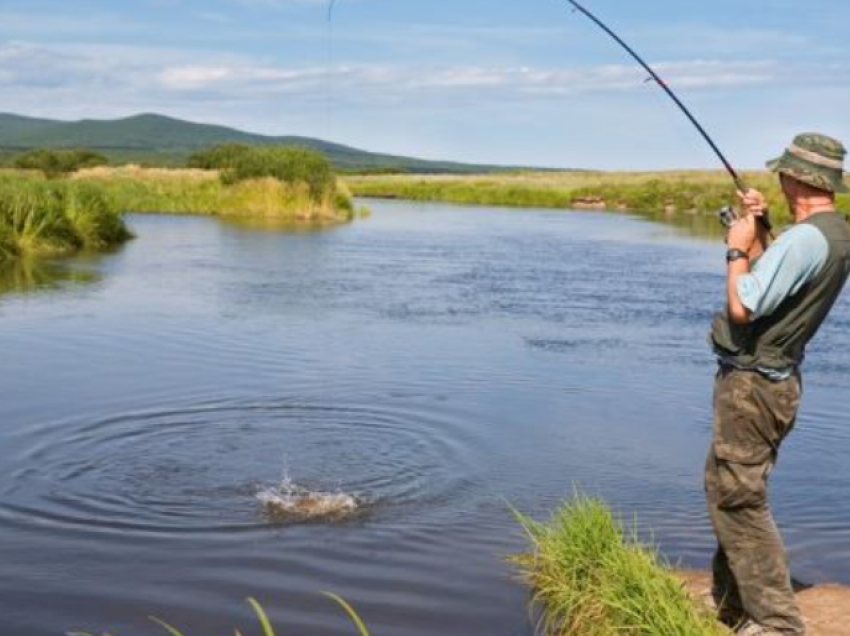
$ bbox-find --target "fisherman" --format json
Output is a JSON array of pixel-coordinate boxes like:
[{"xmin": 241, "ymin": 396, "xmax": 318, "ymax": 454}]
[{"xmin": 706, "ymin": 133, "xmax": 850, "ymax": 636}]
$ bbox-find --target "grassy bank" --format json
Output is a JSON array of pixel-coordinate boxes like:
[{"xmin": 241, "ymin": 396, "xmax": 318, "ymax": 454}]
[
  {"xmin": 73, "ymin": 166, "xmax": 355, "ymax": 223},
  {"xmin": 75, "ymin": 166, "xmax": 358, "ymax": 223},
  {"xmin": 347, "ymin": 171, "xmax": 850, "ymax": 226},
  {"xmin": 0, "ymin": 174, "xmax": 132, "ymax": 262},
  {"xmin": 513, "ymin": 496, "xmax": 727, "ymax": 636}
]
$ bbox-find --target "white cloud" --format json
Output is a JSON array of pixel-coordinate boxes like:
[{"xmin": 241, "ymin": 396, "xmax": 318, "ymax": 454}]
[
  {"xmin": 159, "ymin": 66, "xmax": 234, "ymax": 89},
  {"xmin": 0, "ymin": 39, "xmax": 824, "ymax": 101}
]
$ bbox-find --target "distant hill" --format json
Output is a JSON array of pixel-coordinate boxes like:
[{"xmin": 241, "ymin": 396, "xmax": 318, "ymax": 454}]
[{"xmin": 0, "ymin": 112, "xmax": 552, "ymax": 174}]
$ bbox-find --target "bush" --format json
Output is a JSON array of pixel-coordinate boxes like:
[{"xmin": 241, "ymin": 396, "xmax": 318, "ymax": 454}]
[
  {"xmin": 186, "ymin": 143, "xmax": 252, "ymax": 170},
  {"xmin": 186, "ymin": 144, "xmax": 339, "ymax": 205},
  {"xmin": 14, "ymin": 148, "xmax": 108, "ymax": 179},
  {"xmin": 221, "ymin": 147, "xmax": 337, "ymax": 203}
]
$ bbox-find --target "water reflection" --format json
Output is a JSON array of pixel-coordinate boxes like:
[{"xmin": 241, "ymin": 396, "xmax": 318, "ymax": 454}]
[
  {"xmin": 640, "ymin": 209, "xmax": 729, "ymax": 239},
  {"xmin": 222, "ymin": 215, "xmax": 349, "ymax": 234},
  {"xmin": 0, "ymin": 257, "xmax": 101, "ymax": 297}
]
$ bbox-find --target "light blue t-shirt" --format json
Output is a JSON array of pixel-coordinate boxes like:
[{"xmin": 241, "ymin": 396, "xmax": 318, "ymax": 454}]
[
  {"xmin": 736, "ymin": 223, "xmax": 829, "ymax": 320},
  {"xmin": 718, "ymin": 222, "xmax": 830, "ymax": 380}
]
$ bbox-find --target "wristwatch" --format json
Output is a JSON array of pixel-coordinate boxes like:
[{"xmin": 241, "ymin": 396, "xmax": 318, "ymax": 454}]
[{"xmin": 726, "ymin": 249, "xmax": 750, "ymax": 263}]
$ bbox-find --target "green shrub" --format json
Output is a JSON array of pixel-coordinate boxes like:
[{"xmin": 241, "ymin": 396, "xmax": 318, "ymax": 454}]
[
  {"xmin": 14, "ymin": 148, "xmax": 108, "ymax": 179},
  {"xmin": 221, "ymin": 147, "xmax": 336, "ymax": 203},
  {"xmin": 186, "ymin": 143, "xmax": 252, "ymax": 170}
]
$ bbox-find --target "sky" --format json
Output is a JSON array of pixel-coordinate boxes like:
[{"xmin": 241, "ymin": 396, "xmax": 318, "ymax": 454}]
[{"xmin": 1, "ymin": 0, "xmax": 849, "ymax": 169}]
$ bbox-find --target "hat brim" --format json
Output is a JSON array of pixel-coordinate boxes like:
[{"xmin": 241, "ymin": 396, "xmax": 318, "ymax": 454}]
[{"xmin": 766, "ymin": 156, "xmax": 849, "ymax": 194}]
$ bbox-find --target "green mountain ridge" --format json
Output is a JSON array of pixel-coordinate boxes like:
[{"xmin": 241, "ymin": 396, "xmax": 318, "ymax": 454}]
[{"xmin": 0, "ymin": 112, "xmax": 551, "ymax": 174}]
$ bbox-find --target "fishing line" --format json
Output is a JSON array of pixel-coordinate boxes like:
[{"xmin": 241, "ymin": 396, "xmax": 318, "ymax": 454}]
[{"xmin": 326, "ymin": 0, "xmax": 339, "ymax": 140}]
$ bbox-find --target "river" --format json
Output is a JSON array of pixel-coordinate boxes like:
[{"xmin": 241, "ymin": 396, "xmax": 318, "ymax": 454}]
[{"xmin": 1, "ymin": 201, "xmax": 848, "ymax": 635}]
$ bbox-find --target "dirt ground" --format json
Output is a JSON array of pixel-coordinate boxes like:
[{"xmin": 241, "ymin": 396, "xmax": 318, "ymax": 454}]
[{"xmin": 679, "ymin": 571, "xmax": 850, "ymax": 636}]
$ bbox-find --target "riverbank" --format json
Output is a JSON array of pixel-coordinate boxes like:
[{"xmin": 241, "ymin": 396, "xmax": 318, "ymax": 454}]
[
  {"xmin": 680, "ymin": 571, "xmax": 850, "ymax": 636},
  {"xmin": 346, "ymin": 171, "xmax": 850, "ymax": 225}
]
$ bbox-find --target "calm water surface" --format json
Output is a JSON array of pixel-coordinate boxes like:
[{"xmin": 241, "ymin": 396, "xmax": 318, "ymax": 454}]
[{"xmin": 1, "ymin": 201, "xmax": 848, "ymax": 635}]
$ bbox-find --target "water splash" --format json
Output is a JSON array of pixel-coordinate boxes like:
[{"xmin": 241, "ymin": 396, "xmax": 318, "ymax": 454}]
[{"xmin": 256, "ymin": 478, "xmax": 361, "ymax": 523}]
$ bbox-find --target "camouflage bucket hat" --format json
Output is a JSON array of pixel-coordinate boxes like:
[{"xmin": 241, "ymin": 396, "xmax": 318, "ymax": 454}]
[{"xmin": 767, "ymin": 132, "xmax": 848, "ymax": 194}]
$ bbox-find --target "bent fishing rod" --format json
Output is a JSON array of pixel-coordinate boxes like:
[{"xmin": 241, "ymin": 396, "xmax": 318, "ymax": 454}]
[{"xmin": 565, "ymin": 0, "xmax": 771, "ymax": 231}]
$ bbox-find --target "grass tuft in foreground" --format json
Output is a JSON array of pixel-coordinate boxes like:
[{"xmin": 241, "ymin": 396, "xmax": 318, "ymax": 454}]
[
  {"xmin": 512, "ymin": 495, "xmax": 728, "ymax": 636},
  {"xmin": 69, "ymin": 594, "xmax": 373, "ymax": 636}
]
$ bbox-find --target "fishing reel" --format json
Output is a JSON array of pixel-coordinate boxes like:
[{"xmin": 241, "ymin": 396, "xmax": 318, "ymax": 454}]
[
  {"xmin": 718, "ymin": 205, "xmax": 774, "ymax": 234},
  {"xmin": 718, "ymin": 205, "xmax": 740, "ymax": 229}
]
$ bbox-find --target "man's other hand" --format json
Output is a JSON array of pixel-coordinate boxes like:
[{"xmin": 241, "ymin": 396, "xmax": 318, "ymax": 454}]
[{"xmin": 737, "ymin": 188, "xmax": 768, "ymax": 217}]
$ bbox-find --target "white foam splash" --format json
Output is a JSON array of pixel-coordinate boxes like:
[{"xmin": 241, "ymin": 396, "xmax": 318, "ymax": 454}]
[{"xmin": 256, "ymin": 479, "xmax": 360, "ymax": 522}]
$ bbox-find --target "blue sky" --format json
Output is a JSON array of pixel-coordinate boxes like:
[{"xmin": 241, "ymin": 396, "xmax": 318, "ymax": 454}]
[{"xmin": 1, "ymin": 0, "xmax": 848, "ymax": 169}]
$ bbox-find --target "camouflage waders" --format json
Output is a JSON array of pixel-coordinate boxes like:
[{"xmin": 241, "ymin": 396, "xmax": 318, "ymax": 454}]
[{"xmin": 705, "ymin": 367, "xmax": 805, "ymax": 635}]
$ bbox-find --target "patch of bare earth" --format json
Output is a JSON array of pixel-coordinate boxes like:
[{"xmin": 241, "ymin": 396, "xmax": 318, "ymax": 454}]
[{"xmin": 679, "ymin": 571, "xmax": 850, "ymax": 636}]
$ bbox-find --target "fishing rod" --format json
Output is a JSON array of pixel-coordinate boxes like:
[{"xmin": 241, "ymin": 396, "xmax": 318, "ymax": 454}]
[{"xmin": 565, "ymin": 0, "xmax": 771, "ymax": 231}]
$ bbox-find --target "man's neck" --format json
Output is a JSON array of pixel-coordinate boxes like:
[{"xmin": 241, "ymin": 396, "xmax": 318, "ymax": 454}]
[{"xmin": 794, "ymin": 199, "xmax": 835, "ymax": 223}]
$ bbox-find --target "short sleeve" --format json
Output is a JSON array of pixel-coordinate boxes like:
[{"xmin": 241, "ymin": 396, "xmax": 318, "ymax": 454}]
[{"xmin": 735, "ymin": 224, "xmax": 829, "ymax": 320}]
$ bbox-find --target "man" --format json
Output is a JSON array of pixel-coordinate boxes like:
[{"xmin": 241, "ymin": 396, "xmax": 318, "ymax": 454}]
[{"xmin": 706, "ymin": 133, "xmax": 850, "ymax": 636}]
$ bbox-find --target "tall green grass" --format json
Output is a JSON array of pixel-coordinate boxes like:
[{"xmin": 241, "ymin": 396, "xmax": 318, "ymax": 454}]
[
  {"xmin": 0, "ymin": 175, "xmax": 131, "ymax": 261},
  {"xmin": 512, "ymin": 495, "xmax": 728, "ymax": 636},
  {"xmin": 69, "ymin": 594, "xmax": 373, "ymax": 636}
]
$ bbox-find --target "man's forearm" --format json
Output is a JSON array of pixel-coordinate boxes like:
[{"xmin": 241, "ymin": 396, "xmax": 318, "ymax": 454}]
[{"xmin": 727, "ymin": 258, "xmax": 752, "ymax": 324}]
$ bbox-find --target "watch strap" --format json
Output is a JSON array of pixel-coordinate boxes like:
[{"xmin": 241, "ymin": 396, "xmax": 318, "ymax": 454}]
[{"xmin": 726, "ymin": 249, "xmax": 750, "ymax": 263}]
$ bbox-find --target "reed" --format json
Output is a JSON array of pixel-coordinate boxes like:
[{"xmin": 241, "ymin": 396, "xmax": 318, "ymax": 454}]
[
  {"xmin": 68, "ymin": 594, "xmax": 373, "ymax": 636},
  {"xmin": 0, "ymin": 175, "xmax": 131, "ymax": 261},
  {"xmin": 512, "ymin": 495, "xmax": 728, "ymax": 636}
]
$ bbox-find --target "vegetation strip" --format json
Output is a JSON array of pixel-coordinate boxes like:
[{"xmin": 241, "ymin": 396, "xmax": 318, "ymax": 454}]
[
  {"xmin": 512, "ymin": 495, "xmax": 728, "ymax": 636},
  {"xmin": 347, "ymin": 172, "xmax": 850, "ymax": 226},
  {"xmin": 76, "ymin": 145, "xmax": 357, "ymax": 222}
]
